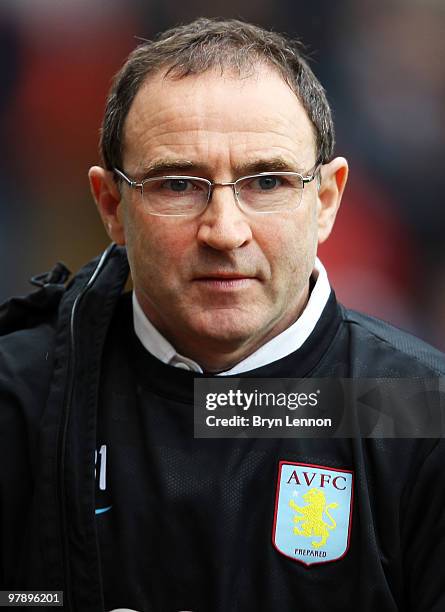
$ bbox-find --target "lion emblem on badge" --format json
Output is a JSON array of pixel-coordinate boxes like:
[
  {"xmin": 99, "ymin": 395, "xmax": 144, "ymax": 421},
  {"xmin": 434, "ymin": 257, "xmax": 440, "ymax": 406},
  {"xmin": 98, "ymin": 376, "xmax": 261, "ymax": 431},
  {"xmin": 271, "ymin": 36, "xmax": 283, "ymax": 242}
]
[{"xmin": 289, "ymin": 488, "xmax": 339, "ymax": 548}]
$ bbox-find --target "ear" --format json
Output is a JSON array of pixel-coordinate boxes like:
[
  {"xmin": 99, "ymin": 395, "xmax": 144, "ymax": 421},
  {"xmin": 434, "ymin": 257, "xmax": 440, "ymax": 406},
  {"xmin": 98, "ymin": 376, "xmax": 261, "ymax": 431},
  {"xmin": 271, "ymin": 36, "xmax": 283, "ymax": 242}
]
[
  {"xmin": 88, "ymin": 166, "xmax": 126, "ymax": 245},
  {"xmin": 316, "ymin": 157, "xmax": 349, "ymax": 244}
]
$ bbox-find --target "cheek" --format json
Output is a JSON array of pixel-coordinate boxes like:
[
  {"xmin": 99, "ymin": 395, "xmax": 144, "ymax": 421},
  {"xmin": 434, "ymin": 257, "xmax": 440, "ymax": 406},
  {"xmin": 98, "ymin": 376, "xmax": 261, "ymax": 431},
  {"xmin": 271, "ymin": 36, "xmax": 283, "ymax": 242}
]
[
  {"xmin": 259, "ymin": 217, "xmax": 313, "ymax": 269},
  {"xmin": 257, "ymin": 214, "xmax": 318, "ymax": 298},
  {"xmin": 126, "ymin": 212, "xmax": 192, "ymax": 284}
]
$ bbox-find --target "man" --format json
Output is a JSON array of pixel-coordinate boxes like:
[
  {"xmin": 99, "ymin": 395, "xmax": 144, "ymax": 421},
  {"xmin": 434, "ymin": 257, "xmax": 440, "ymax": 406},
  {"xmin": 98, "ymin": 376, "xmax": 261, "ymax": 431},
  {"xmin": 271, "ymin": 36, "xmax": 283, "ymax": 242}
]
[{"xmin": 1, "ymin": 17, "xmax": 444, "ymax": 612}]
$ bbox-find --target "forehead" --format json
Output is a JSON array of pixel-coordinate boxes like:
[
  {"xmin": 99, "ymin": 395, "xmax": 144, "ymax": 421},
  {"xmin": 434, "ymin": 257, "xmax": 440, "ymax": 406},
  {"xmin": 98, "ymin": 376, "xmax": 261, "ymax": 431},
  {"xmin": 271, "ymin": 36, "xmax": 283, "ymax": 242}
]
[{"xmin": 122, "ymin": 64, "xmax": 317, "ymax": 173}]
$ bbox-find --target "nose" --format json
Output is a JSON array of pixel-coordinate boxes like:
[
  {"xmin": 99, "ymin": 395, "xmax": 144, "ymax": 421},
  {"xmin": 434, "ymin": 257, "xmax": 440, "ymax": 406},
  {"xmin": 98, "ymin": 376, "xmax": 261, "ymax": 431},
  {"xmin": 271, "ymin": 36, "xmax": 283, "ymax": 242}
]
[{"xmin": 196, "ymin": 184, "xmax": 253, "ymax": 251}]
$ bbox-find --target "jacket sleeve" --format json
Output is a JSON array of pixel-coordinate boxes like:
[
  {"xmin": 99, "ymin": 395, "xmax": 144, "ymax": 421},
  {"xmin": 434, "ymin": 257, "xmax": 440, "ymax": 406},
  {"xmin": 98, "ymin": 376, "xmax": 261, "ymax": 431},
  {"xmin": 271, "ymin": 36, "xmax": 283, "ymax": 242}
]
[
  {"xmin": 0, "ymin": 320, "xmax": 56, "ymax": 588},
  {"xmin": 401, "ymin": 438, "xmax": 445, "ymax": 611},
  {"xmin": 0, "ymin": 374, "xmax": 35, "ymax": 588}
]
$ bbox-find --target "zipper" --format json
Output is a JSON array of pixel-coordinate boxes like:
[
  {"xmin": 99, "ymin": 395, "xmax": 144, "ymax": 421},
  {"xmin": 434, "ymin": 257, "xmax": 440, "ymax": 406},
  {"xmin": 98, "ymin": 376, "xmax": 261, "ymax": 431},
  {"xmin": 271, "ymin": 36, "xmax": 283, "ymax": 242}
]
[{"xmin": 57, "ymin": 244, "xmax": 116, "ymax": 611}]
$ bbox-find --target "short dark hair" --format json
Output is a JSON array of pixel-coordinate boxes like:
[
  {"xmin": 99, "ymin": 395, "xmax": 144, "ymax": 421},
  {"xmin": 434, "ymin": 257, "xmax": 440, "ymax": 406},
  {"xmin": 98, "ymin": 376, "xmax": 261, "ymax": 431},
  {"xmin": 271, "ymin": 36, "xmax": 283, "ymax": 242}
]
[{"xmin": 100, "ymin": 17, "xmax": 335, "ymax": 171}]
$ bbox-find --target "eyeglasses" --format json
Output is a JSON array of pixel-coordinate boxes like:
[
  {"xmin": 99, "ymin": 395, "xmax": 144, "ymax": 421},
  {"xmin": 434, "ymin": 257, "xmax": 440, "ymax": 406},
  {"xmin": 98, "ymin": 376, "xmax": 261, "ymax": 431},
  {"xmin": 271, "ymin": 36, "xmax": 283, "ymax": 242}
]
[{"xmin": 113, "ymin": 164, "xmax": 320, "ymax": 217}]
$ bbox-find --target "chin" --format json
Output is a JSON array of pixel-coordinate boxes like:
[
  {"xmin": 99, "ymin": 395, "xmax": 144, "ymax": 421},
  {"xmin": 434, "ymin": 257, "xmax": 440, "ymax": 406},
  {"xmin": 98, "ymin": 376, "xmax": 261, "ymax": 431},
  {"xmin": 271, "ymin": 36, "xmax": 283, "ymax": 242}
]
[{"xmin": 191, "ymin": 309, "xmax": 264, "ymax": 344}]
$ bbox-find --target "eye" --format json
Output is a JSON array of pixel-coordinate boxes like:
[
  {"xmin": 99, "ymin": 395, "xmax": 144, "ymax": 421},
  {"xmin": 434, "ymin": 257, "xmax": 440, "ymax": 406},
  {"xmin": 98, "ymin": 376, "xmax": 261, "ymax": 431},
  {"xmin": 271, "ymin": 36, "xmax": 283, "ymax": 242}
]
[
  {"xmin": 250, "ymin": 175, "xmax": 283, "ymax": 190},
  {"xmin": 162, "ymin": 179, "xmax": 194, "ymax": 192},
  {"xmin": 155, "ymin": 178, "xmax": 209, "ymax": 196}
]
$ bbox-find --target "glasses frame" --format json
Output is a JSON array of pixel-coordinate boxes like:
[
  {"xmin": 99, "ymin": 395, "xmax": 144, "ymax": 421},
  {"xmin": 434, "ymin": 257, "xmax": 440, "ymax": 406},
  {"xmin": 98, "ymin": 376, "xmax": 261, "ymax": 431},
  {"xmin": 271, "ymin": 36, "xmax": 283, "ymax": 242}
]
[{"xmin": 113, "ymin": 164, "xmax": 321, "ymax": 217}]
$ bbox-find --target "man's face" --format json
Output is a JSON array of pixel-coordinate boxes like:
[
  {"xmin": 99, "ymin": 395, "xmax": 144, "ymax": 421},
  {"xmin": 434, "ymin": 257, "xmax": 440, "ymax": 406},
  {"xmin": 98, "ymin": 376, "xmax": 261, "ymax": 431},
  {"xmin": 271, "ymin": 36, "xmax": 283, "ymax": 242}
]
[{"xmin": 96, "ymin": 65, "xmax": 345, "ymax": 370}]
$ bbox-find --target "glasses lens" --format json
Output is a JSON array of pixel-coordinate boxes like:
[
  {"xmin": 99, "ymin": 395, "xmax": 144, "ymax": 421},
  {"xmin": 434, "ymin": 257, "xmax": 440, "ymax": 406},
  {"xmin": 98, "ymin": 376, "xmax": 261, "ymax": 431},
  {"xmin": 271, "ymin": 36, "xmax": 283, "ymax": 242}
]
[
  {"xmin": 237, "ymin": 173, "xmax": 304, "ymax": 212},
  {"xmin": 141, "ymin": 177, "xmax": 209, "ymax": 216}
]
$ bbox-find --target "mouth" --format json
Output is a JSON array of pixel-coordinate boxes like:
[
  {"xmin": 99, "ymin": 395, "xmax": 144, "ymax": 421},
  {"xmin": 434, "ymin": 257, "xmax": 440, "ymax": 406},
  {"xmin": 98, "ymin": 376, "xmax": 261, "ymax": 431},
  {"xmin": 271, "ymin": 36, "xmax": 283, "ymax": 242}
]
[{"xmin": 193, "ymin": 273, "xmax": 258, "ymax": 290}]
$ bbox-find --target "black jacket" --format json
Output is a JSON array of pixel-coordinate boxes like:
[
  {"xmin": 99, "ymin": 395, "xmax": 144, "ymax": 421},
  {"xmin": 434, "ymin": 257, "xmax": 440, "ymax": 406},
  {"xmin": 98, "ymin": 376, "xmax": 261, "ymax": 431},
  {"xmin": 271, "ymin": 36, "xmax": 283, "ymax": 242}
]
[{"xmin": 1, "ymin": 244, "xmax": 444, "ymax": 612}]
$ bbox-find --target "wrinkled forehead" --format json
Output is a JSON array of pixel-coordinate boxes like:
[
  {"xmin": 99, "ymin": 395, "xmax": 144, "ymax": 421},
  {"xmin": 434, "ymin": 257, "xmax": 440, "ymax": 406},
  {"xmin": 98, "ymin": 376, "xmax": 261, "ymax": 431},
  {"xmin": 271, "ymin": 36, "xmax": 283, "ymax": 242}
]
[{"xmin": 122, "ymin": 64, "xmax": 317, "ymax": 172}]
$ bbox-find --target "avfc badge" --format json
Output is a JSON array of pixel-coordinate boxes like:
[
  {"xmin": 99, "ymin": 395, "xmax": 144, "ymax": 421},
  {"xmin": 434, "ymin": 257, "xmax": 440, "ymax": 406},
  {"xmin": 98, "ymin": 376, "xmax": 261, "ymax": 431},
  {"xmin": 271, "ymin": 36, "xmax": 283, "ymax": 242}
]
[{"xmin": 272, "ymin": 461, "xmax": 353, "ymax": 566}]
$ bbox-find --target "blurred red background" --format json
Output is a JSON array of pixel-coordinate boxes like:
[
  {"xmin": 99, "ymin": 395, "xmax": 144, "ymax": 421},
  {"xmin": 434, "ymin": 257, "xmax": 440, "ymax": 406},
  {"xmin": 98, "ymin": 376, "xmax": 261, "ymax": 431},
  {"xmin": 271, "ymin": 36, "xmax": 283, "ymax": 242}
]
[{"xmin": 1, "ymin": 0, "xmax": 444, "ymax": 349}]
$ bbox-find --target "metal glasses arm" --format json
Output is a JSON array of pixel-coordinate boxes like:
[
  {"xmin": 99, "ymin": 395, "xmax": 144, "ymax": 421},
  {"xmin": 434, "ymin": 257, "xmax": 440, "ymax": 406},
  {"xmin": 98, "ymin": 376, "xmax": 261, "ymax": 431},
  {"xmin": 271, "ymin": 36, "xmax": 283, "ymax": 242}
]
[{"xmin": 114, "ymin": 167, "xmax": 143, "ymax": 189}]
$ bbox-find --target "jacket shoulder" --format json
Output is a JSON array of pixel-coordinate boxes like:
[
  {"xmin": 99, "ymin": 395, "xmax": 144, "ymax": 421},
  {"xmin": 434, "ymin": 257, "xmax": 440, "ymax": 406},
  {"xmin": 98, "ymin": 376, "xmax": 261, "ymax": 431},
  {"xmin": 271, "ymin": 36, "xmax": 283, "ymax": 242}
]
[
  {"xmin": 341, "ymin": 306, "xmax": 445, "ymax": 376},
  {"xmin": 0, "ymin": 245, "xmax": 129, "ymax": 389},
  {"xmin": 0, "ymin": 285, "xmax": 64, "ymax": 416},
  {"xmin": 0, "ymin": 262, "xmax": 70, "ymax": 337}
]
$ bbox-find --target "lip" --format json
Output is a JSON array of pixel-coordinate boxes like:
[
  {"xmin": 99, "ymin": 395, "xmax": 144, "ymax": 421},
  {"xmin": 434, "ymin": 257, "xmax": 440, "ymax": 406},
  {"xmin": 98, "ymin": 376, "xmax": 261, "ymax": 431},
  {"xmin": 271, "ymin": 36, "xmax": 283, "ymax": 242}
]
[
  {"xmin": 194, "ymin": 273, "xmax": 254, "ymax": 280},
  {"xmin": 193, "ymin": 274, "xmax": 257, "ymax": 290}
]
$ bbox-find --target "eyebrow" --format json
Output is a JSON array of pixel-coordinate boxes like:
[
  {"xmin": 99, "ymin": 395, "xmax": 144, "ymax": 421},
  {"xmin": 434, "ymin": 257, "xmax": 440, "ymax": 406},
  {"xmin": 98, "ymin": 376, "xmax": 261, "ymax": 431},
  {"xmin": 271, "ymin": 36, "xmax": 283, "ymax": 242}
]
[
  {"xmin": 233, "ymin": 157, "xmax": 305, "ymax": 176},
  {"xmin": 136, "ymin": 159, "xmax": 197, "ymax": 179},
  {"xmin": 135, "ymin": 156, "xmax": 307, "ymax": 180}
]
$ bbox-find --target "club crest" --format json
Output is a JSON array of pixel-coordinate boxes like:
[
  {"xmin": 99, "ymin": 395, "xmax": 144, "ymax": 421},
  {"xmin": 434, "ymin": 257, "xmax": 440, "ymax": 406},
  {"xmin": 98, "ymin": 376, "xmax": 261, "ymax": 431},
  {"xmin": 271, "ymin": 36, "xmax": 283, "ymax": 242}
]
[{"xmin": 272, "ymin": 461, "xmax": 353, "ymax": 566}]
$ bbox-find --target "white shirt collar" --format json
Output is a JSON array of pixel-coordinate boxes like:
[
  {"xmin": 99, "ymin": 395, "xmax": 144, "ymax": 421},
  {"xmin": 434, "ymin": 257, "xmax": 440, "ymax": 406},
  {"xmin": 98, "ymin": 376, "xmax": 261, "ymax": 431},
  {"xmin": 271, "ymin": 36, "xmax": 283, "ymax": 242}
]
[{"xmin": 132, "ymin": 257, "xmax": 331, "ymax": 375}]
